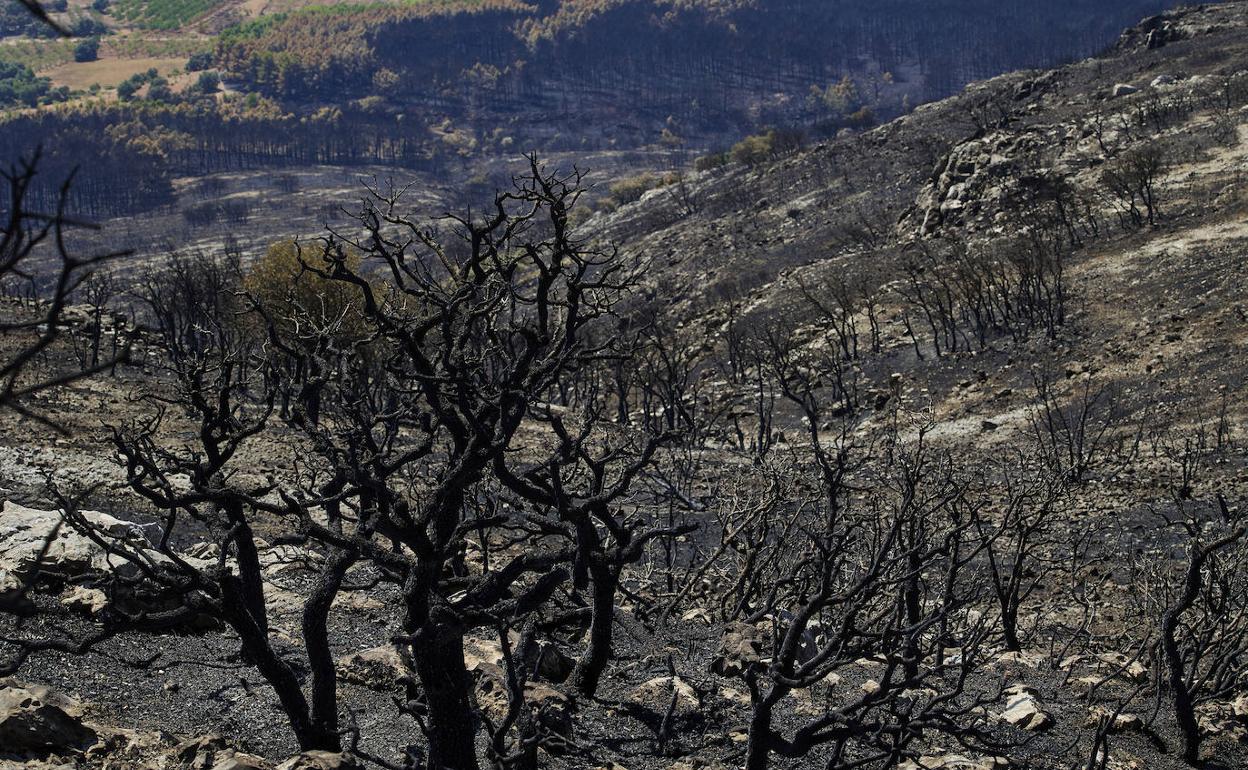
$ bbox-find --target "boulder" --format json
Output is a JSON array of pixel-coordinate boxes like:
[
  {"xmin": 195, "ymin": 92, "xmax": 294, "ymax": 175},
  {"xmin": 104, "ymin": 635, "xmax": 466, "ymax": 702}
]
[
  {"xmin": 0, "ymin": 681, "xmax": 97, "ymax": 755},
  {"xmin": 462, "ymin": 633, "xmax": 571, "ymax": 683},
  {"xmin": 169, "ymin": 734, "xmax": 230, "ymax": 769},
  {"xmin": 1231, "ymin": 692, "xmax": 1248, "ymax": 720},
  {"xmin": 680, "ymin": 607, "xmax": 712, "ymax": 626},
  {"xmin": 1085, "ymin": 706, "xmax": 1143, "ymax": 733},
  {"xmin": 1196, "ymin": 701, "xmax": 1248, "ymax": 743},
  {"xmin": 993, "ymin": 650, "xmax": 1047, "ymax": 669},
  {"xmin": 474, "ymin": 666, "xmax": 573, "ymax": 736},
  {"xmin": 0, "ymin": 501, "xmax": 146, "ymax": 586},
  {"xmin": 335, "ymin": 645, "xmax": 413, "ymax": 691},
  {"xmin": 331, "ymin": 591, "xmax": 384, "ymax": 614},
  {"xmin": 532, "ymin": 641, "xmax": 575, "ymax": 684},
  {"xmin": 998, "ymin": 685, "xmax": 1053, "ymax": 732},
  {"xmin": 84, "ymin": 724, "xmax": 174, "ymax": 765},
  {"xmin": 463, "ymin": 636, "xmax": 504, "ymax": 673},
  {"xmin": 626, "ymin": 676, "xmax": 700, "ymax": 717},
  {"xmin": 1093, "ymin": 652, "xmax": 1148, "ymax": 682},
  {"xmin": 1111, "ymin": 84, "xmax": 1140, "ymax": 98},
  {"xmin": 212, "ymin": 753, "xmax": 273, "ymax": 770},
  {"xmin": 275, "ymin": 752, "xmax": 362, "ymax": 770},
  {"xmin": 710, "ymin": 622, "xmax": 763, "ymax": 677}
]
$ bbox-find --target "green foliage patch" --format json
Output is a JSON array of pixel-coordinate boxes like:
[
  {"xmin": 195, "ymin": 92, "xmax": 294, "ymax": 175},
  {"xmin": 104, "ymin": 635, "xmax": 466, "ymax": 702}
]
[
  {"xmin": 0, "ymin": 60, "xmax": 52, "ymax": 107},
  {"xmin": 113, "ymin": 0, "xmax": 223, "ymax": 30}
]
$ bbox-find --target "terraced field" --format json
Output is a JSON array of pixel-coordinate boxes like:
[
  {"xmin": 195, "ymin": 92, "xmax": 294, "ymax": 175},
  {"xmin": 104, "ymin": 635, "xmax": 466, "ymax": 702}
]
[
  {"xmin": 0, "ymin": 38, "xmax": 76, "ymax": 71},
  {"xmin": 112, "ymin": 0, "xmax": 223, "ymax": 29}
]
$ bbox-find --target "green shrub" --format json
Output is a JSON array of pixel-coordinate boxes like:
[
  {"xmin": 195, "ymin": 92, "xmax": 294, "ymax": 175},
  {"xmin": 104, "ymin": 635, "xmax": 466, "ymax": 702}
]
[
  {"xmin": 847, "ymin": 106, "xmax": 876, "ymax": 127},
  {"xmin": 607, "ymin": 172, "xmax": 662, "ymax": 206},
  {"xmin": 186, "ymin": 51, "xmax": 213, "ymax": 71},
  {"xmin": 0, "ymin": 61, "xmax": 50, "ymax": 107},
  {"xmin": 73, "ymin": 16, "xmax": 109, "ymax": 36},
  {"xmin": 196, "ymin": 70, "xmax": 220, "ymax": 94},
  {"xmin": 730, "ymin": 131, "xmax": 775, "ymax": 167},
  {"xmin": 694, "ymin": 151, "xmax": 729, "ymax": 172},
  {"xmin": 730, "ymin": 128, "xmax": 805, "ymax": 168},
  {"xmin": 73, "ymin": 37, "xmax": 100, "ymax": 63}
]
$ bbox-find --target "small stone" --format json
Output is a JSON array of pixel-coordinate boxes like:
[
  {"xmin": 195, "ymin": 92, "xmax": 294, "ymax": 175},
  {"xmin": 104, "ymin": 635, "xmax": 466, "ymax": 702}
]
[{"xmin": 60, "ymin": 585, "xmax": 108, "ymax": 615}]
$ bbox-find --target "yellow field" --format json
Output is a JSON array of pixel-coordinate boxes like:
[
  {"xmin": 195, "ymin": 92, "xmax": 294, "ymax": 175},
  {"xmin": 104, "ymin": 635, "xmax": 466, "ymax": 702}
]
[{"xmin": 43, "ymin": 56, "xmax": 188, "ymax": 90}]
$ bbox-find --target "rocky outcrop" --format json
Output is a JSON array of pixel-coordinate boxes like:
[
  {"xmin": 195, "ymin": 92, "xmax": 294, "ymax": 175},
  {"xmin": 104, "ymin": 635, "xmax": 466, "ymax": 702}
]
[
  {"xmin": 0, "ymin": 681, "xmax": 97, "ymax": 756},
  {"xmin": 913, "ymin": 130, "xmax": 1042, "ymax": 236},
  {"xmin": 0, "ymin": 501, "xmax": 148, "ymax": 594},
  {"xmin": 1115, "ymin": 13, "xmax": 1187, "ymax": 52}
]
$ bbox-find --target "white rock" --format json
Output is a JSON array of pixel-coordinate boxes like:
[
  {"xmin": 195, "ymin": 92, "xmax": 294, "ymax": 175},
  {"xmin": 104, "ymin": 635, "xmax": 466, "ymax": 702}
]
[
  {"xmin": 275, "ymin": 752, "xmax": 361, "ymax": 770},
  {"xmin": 626, "ymin": 676, "xmax": 700, "ymax": 716},
  {"xmin": 0, "ymin": 501, "xmax": 146, "ymax": 584},
  {"xmin": 993, "ymin": 650, "xmax": 1047, "ymax": 669},
  {"xmin": 0, "ymin": 681, "xmax": 97, "ymax": 753},
  {"xmin": 335, "ymin": 645, "xmax": 413, "ymax": 690},
  {"xmin": 899, "ymin": 755, "xmax": 1008, "ymax": 770},
  {"xmin": 998, "ymin": 685, "xmax": 1053, "ymax": 732},
  {"xmin": 60, "ymin": 585, "xmax": 107, "ymax": 615}
]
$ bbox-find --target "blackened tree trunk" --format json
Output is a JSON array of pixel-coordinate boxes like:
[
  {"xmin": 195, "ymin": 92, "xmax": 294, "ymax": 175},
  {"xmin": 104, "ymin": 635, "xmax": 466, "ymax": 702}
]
[
  {"xmin": 301, "ymin": 549, "xmax": 355, "ymax": 751},
  {"xmin": 224, "ymin": 500, "xmax": 268, "ymax": 637},
  {"xmin": 745, "ymin": 683, "xmax": 782, "ymax": 770},
  {"xmin": 221, "ymin": 578, "xmax": 339, "ymax": 751},
  {"xmin": 570, "ymin": 557, "xmax": 619, "ymax": 698},
  {"xmin": 1159, "ymin": 512, "xmax": 1246, "ymax": 767},
  {"xmin": 411, "ymin": 619, "xmax": 480, "ymax": 770}
]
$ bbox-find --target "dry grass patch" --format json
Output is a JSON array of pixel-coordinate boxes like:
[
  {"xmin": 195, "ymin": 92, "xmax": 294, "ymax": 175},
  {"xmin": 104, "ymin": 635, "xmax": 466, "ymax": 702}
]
[{"xmin": 43, "ymin": 55, "xmax": 186, "ymax": 90}]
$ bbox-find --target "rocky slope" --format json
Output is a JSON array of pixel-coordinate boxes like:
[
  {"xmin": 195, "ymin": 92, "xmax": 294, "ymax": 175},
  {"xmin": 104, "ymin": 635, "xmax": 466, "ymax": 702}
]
[
  {"xmin": 598, "ymin": 0, "xmax": 1248, "ymax": 441},
  {"xmin": 2, "ymin": 4, "xmax": 1248, "ymax": 770}
]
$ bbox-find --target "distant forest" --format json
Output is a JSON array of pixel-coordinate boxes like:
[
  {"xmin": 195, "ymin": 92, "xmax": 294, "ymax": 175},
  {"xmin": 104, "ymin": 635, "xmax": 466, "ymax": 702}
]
[
  {"xmin": 217, "ymin": 0, "xmax": 1178, "ymax": 119},
  {"xmin": 2, "ymin": 0, "xmax": 1176, "ymax": 218}
]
